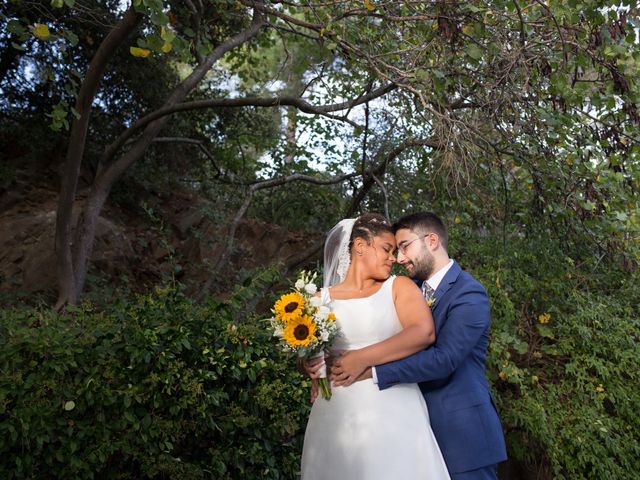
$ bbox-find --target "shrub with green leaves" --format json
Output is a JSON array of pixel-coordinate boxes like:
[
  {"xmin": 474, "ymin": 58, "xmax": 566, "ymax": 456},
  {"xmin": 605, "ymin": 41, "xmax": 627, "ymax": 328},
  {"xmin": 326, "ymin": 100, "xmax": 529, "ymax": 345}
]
[
  {"xmin": 464, "ymin": 235, "xmax": 640, "ymax": 479},
  {"xmin": 0, "ymin": 280, "xmax": 310, "ymax": 479},
  {"xmin": 2, "ymin": 235, "xmax": 639, "ymax": 480}
]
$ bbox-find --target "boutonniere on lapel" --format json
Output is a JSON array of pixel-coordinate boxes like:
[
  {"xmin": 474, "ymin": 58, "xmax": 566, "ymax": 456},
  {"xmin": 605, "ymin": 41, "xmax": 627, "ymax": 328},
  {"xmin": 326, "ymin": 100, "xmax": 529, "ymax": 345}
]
[
  {"xmin": 426, "ymin": 294, "xmax": 436, "ymax": 308},
  {"xmin": 422, "ymin": 282, "xmax": 437, "ymax": 308}
]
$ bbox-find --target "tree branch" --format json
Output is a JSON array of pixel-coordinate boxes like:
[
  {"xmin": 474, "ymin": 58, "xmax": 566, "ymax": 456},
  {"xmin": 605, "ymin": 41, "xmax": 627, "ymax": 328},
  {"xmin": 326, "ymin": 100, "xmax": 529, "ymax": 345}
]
[
  {"xmin": 152, "ymin": 136, "xmax": 204, "ymax": 145},
  {"xmin": 346, "ymin": 137, "xmax": 439, "ymax": 216},
  {"xmin": 534, "ymin": 0, "xmax": 568, "ymax": 66},
  {"xmin": 67, "ymin": 7, "xmax": 267, "ymax": 305},
  {"xmin": 102, "ymin": 83, "xmax": 397, "ymax": 165},
  {"xmin": 196, "ymin": 168, "xmax": 361, "ymax": 300},
  {"xmin": 512, "ymin": 0, "xmax": 527, "ymax": 47},
  {"xmin": 575, "ymin": 108, "xmax": 640, "ymax": 145},
  {"xmin": 54, "ymin": 5, "xmax": 143, "ymax": 308},
  {"xmin": 196, "ymin": 136, "xmax": 439, "ymax": 300},
  {"xmin": 283, "ymin": 137, "xmax": 440, "ymax": 277}
]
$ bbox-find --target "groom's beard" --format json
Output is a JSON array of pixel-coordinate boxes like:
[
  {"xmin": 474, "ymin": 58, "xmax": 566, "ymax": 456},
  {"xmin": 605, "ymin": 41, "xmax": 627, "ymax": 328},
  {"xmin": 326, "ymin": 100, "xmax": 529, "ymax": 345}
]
[{"xmin": 409, "ymin": 249, "xmax": 436, "ymax": 281}]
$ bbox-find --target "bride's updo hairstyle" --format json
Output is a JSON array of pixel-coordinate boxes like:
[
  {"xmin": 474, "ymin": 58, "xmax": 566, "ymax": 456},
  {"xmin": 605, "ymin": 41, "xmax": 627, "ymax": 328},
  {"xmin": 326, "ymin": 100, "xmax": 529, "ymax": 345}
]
[
  {"xmin": 322, "ymin": 213, "xmax": 392, "ymax": 288},
  {"xmin": 348, "ymin": 213, "xmax": 393, "ymax": 255}
]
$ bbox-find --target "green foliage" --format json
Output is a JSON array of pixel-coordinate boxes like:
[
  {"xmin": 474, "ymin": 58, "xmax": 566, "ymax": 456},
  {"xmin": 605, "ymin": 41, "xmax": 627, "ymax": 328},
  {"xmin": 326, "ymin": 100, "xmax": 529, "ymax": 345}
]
[
  {"xmin": 251, "ymin": 180, "xmax": 346, "ymax": 232},
  {"xmin": 1, "ymin": 1, "xmax": 640, "ymax": 476},
  {"xmin": 0, "ymin": 280, "xmax": 310, "ymax": 479},
  {"xmin": 460, "ymin": 233, "xmax": 640, "ymax": 479}
]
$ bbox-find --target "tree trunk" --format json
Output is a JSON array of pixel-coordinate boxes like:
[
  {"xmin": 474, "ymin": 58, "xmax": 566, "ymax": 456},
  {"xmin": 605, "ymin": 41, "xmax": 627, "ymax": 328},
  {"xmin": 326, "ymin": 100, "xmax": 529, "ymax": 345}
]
[
  {"xmin": 284, "ymin": 107, "xmax": 298, "ymax": 164},
  {"xmin": 55, "ymin": 7, "xmax": 143, "ymax": 309},
  {"xmin": 62, "ymin": 9, "xmax": 266, "ymax": 305}
]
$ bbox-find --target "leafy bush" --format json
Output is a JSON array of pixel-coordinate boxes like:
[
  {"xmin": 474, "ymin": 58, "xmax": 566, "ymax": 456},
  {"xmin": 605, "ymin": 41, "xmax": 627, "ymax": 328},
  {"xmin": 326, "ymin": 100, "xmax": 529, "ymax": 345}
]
[
  {"xmin": 0, "ymin": 277, "xmax": 310, "ymax": 479},
  {"xmin": 463, "ymin": 235, "xmax": 640, "ymax": 479},
  {"xmin": 2, "ymin": 232, "xmax": 639, "ymax": 480}
]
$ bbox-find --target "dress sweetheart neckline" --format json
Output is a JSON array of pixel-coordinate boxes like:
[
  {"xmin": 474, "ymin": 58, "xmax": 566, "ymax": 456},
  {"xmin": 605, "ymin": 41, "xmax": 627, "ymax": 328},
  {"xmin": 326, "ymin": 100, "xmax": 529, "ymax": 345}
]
[{"xmin": 326, "ymin": 275, "xmax": 395, "ymax": 302}]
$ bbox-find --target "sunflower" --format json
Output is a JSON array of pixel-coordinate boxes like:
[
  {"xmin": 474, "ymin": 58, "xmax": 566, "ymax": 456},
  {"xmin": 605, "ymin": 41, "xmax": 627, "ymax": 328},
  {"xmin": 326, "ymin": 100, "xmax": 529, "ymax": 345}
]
[
  {"xmin": 274, "ymin": 292, "xmax": 306, "ymax": 322},
  {"xmin": 283, "ymin": 315, "xmax": 317, "ymax": 348}
]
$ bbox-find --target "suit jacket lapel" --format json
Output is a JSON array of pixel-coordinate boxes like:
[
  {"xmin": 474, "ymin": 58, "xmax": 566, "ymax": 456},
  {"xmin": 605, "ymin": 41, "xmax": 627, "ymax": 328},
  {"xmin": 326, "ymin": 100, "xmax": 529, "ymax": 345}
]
[{"xmin": 431, "ymin": 260, "xmax": 461, "ymax": 330}]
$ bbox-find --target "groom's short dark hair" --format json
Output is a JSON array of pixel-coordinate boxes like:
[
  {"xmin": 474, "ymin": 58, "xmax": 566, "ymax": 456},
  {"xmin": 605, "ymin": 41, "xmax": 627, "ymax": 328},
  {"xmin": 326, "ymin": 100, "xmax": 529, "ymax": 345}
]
[{"xmin": 393, "ymin": 212, "xmax": 448, "ymax": 251}]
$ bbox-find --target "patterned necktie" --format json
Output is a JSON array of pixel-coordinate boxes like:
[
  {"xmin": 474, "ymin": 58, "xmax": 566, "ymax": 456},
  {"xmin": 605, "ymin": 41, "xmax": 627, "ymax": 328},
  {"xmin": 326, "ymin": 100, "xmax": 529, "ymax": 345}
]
[{"xmin": 421, "ymin": 280, "xmax": 435, "ymax": 299}]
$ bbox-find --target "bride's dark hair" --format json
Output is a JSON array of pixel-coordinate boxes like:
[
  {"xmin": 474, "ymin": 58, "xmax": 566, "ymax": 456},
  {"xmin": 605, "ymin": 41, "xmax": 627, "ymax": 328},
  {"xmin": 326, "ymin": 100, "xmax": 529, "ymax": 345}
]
[{"xmin": 348, "ymin": 213, "xmax": 392, "ymax": 253}]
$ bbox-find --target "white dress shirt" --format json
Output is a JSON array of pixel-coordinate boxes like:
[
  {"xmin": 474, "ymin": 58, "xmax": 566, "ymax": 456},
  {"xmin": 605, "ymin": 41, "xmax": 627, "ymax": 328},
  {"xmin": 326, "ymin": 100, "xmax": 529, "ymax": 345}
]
[{"xmin": 423, "ymin": 259, "xmax": 454, "ymax": 293}]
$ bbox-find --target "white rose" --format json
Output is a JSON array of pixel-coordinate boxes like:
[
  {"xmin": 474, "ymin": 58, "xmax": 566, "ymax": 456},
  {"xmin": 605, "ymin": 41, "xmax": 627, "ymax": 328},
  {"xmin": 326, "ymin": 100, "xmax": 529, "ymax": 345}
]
[
  {"xmin": 320, "ymin": 330, "xmax": 329, "ymax": 342},
  {"xmin": 310, "ymin": 296, "xmax": 323, "ymax": 307},
  {"xmin": 316, "ymin": 306, "xmax": 330, "ymax": 319},
  {"xmin": 304, "ymin": 283, "xmax": 317, "ymax": 295},
  {"xmin": 295, "ymin": 279, "xmax": 305, "ymax": 290}
]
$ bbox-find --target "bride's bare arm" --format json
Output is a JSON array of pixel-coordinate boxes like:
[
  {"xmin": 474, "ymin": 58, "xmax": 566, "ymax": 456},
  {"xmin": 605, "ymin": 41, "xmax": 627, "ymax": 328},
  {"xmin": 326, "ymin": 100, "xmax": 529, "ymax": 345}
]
[{"xmin": 333, "ymin": 277, "xmax": 435, "ymax": 384}]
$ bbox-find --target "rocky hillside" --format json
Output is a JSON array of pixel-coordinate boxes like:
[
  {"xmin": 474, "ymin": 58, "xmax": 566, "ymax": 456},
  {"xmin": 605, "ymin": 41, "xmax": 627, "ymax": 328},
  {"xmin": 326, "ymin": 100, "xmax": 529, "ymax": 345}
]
[{"xmin": 0, "ymin": 165, "xmax": 319, "ymax": 305}]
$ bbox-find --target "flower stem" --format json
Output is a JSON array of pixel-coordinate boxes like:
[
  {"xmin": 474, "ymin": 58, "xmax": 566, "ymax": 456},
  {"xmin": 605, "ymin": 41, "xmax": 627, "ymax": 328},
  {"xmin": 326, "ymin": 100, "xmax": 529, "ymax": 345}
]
[{"xmin": 318, "ymin": 377, "xmax": 331, "ymax": 400}]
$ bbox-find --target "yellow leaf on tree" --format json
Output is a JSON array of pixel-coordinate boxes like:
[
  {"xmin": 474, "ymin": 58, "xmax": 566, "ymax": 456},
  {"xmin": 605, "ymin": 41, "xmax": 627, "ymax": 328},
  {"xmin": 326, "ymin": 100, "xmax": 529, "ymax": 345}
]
[
  {"xmin": 130, "ymin": 47, "xmax": 151, "ymax": 58},
  {"xmin": 160, "ymin": 26, "xmax": 175, "ymax": 43},
  {"xmin": 364, "ymin": 0, "xmax": 375, "ymax": 11},
  {"xmin": 32, "ymin": 23, "xmax": 50, "ymax": 40},
  {"xmin": 162, "ymin": 42, "xmax": 172, "ymax": 53}
]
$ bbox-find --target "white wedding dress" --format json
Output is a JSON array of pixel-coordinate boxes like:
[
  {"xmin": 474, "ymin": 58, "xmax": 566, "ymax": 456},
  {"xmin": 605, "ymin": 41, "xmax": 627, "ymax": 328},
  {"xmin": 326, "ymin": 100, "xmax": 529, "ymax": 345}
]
[{"xmin": 301, "ymin": 276, "xmax": 450, "ymax": 479}]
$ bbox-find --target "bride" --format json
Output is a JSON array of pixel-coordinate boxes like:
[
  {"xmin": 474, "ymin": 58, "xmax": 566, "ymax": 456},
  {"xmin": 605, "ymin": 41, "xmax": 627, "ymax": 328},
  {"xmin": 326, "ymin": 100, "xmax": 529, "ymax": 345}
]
[{"xmin": 300, "ymin": 213, "xmax": 450, "ymax": 479}]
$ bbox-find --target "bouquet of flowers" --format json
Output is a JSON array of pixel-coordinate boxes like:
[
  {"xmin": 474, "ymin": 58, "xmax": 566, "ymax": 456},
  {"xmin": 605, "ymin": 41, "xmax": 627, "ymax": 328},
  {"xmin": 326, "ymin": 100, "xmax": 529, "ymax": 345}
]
[{"xmin": 269, "ymin": 270, "xmax": 340, "ymax": 400}]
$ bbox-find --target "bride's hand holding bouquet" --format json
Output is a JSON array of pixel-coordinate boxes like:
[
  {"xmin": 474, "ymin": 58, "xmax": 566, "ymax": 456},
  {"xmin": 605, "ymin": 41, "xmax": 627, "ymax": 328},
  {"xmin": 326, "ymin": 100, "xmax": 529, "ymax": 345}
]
[{"xmin": 269, "ymin": 271, "xmax": 341, "ymax": 400}]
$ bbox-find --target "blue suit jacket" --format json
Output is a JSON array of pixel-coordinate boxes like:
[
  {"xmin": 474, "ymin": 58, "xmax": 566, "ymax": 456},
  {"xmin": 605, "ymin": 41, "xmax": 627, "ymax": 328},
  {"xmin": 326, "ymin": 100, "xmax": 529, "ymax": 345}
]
[{"xmin": 376, "ymin": 261, "xmax": 507, "ymax": 474}]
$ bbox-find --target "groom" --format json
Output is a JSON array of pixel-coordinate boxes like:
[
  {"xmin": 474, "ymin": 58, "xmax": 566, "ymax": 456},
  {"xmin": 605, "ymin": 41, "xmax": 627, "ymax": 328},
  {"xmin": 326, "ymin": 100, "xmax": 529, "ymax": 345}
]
[{"xmin": 333, "ymin": 212, "xmax": 507, "ymax": 479}]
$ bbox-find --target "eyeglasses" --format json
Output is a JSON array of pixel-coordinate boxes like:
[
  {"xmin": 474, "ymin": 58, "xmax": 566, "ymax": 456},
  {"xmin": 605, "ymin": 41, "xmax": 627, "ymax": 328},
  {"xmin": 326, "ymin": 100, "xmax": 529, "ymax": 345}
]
[{"xmin": 396, "ymin": 234, "xmax": 430, "ymax": 255}]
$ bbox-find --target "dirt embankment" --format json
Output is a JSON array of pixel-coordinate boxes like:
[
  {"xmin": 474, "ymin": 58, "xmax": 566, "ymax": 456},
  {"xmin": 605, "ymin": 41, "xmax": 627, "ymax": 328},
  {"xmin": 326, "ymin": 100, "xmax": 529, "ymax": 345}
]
[{"xmin": 0, "ymin": 172, "xmax": 318, "ymax": 302}]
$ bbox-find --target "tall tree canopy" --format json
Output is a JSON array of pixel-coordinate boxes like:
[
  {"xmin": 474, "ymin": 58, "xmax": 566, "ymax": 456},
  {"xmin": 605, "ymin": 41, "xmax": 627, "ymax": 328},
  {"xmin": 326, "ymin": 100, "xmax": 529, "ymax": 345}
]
[{"xmin": 1, "ymin": 0, "xmax": 638, "ymax": 304}]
